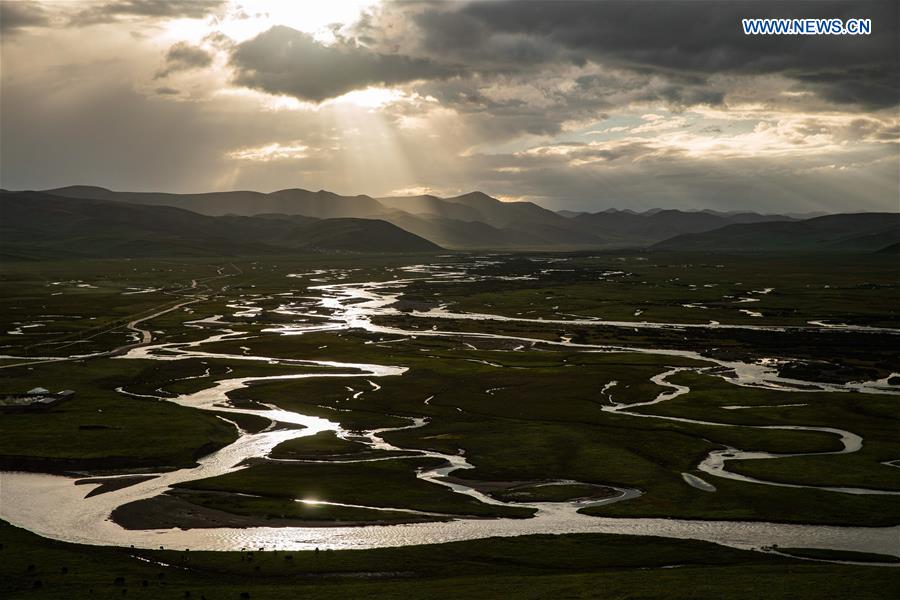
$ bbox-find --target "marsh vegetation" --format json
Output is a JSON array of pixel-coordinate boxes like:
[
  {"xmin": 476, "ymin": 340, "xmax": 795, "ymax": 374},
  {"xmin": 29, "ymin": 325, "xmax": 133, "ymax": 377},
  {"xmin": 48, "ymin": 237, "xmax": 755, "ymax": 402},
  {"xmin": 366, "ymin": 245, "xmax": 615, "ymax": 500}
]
[{"xmin": 1, "ymin": 252, "xmax": 898, "ymax": 597}]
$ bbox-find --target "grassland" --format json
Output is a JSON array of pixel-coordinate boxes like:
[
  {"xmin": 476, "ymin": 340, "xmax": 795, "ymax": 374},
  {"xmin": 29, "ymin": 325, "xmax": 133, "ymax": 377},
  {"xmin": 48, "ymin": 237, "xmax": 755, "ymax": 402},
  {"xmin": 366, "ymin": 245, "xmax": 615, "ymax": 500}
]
[
  {"xmin": 0, "ymin": 358, "xmax": 237, "ymax": 472},
  {"xmin": 1, "ymin": 252, "xmax": 898, "ymax": 597},
  {"xmin": 4, "ymin": 520, "xmax": 900, "ymax": 600},
  {"xmin": 269, "ymin": 431, "xmax": 409, "ymax": 459},
  {"xmin": 435, "ymin": 253, "xmax": 900, "ymax": 328},
  {"xmin": 121, "ymin": 343, "xmax": 898, "ymax": 527},
  {"xmin": 163, "ymin": 458, "xmax": 533, "ymax": 523}
]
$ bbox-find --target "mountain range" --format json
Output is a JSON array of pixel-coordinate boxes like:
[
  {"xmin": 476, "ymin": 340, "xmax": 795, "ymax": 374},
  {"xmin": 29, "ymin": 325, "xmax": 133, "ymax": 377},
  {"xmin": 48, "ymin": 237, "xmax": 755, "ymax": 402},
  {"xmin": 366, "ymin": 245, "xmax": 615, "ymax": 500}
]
[
  {"xmin": 653, "ymin": 212, "xmax": 900, "ymax": 253},
  {"xmin": 40, "ymin": 185, "xmax": 805, "ymax": 250},
  {"xmin": 2, "ymin": 186, "xmax": 896, "ymax": 258},
  {"xmin": 0, "ymin": 191, "xmax": 439, "ymax": 260}
]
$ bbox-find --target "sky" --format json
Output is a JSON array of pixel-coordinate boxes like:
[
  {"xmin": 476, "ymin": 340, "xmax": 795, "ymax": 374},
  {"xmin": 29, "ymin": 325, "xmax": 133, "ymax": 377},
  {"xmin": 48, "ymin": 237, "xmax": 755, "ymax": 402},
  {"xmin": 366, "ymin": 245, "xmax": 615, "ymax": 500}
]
[{"xmin": 1, "ymin": 0, "xmax": 898, "ymax": 213}]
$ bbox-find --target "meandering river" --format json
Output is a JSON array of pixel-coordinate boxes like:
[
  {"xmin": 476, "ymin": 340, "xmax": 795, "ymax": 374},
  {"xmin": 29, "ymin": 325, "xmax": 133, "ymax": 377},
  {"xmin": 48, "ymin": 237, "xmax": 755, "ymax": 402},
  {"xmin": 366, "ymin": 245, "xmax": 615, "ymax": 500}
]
[{"xmin": 2, "ymin": 263, "xmax": 898, "ymax": 561}]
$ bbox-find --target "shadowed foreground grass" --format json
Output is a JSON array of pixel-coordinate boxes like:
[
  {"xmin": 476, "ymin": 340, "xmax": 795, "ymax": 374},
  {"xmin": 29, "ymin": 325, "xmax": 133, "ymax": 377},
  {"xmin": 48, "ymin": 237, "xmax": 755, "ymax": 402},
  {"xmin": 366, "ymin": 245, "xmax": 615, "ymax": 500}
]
[{"xmin": 3, "ymin": 520, "xmax": 900, "ymax": 600}]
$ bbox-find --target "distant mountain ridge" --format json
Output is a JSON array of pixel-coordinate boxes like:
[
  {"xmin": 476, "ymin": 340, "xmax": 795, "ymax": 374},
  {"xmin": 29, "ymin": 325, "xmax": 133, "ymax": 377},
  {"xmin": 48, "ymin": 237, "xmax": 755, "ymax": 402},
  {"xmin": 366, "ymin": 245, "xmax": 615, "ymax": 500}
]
[
  {"xmin": 0, "ymin": 191, "xmax": 440, "ymax": 259},
  {"xmin": 41, "ymin": 185, "xmax": 801, "ymax": 250},
  {"xmin": 565, "ymin": 207, "xmax": 797, "ymax": 246},
  {"xmin": 653, "ymin": 213, "xmax": 900, "ymax": 253},
  {"xmin": 7, "ymin": 185, "xmax": 893, "ymax": 256},
  {"xmin": 43, "ymin": 185, "xmax": 387, "ymax": 219}
]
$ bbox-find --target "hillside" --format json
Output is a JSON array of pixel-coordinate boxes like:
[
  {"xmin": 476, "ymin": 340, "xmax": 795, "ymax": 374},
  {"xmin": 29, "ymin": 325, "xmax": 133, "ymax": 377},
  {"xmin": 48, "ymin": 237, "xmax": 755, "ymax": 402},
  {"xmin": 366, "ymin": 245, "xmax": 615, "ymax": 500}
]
[
  {"xmin": 44, "ymin": 186, "xmax": 386, "ymax": 219},
  {"xmin": 42, "ymin": 186, "xmax": 797, "ymax": 250},
  {"xmin": 567, "ymin": 208, "xmax": 795, "ymax": 246},
  {"xmin": 46, "ymin": 186, "xmax": 607, "ymax": 249},
  {"xmin": 0, "ymin": 191, "xmax": 440, "ymax": 259},
  {"xmin": 652, "ymin": 213, "xmax": 900, "ymax": 253}
]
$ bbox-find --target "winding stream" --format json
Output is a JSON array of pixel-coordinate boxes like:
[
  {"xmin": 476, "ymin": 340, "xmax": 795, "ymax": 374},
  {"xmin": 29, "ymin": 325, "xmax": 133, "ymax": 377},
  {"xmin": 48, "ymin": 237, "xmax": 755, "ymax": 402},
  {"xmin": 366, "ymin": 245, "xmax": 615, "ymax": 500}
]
[{"xmin": 2, "ymin": 263, "xmax": 899, "ymax": 560}]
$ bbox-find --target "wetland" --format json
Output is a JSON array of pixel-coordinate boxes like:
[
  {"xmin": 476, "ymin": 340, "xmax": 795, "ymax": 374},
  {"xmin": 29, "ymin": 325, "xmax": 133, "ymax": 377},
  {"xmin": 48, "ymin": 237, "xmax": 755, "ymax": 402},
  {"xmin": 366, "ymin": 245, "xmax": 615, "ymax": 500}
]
[{"xmin": 1, "ymin": 252, "xmax": 898, "ymax": 598}]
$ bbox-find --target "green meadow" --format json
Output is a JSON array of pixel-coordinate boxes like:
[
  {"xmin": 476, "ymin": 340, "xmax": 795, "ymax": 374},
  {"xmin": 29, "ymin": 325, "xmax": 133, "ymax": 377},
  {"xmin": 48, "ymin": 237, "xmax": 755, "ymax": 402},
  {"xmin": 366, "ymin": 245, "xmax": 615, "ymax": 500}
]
[{"xmin": 1, "ymin": 253, "xmax": 897, "ymax": 598}]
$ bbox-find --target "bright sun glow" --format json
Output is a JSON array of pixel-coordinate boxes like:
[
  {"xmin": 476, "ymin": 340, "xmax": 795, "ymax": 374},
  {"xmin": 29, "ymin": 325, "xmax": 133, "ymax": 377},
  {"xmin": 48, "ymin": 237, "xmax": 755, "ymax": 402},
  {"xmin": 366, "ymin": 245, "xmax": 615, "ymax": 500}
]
[
  {"xmin": 327, "ymin": 88, "xmax": 407, "ymax": 109},
  {"xmin": 157, "ymin": 2, "xmax": 400, "ymax": 111},
  {"xmin": 160, "ymin": 0, "xmax": 380, "ymax": 44},
  {"xmin": 228, "ymin": 141, "xmax": 308, "ymax": 161}
]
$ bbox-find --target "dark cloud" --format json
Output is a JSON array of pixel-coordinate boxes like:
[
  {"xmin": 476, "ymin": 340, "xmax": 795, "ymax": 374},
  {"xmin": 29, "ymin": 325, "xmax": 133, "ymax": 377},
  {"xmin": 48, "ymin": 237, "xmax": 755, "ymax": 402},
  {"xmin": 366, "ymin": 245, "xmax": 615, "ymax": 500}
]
[
  {"xmin": 0, "ymin": 1, "xmax": 50, "ymax": 34},
  {"xmin": 406, "ymin": 66, "xmax": 722, "ymax": 144},
  {"xmin": 794, "ymin": 66, "xmax": 899, "ymax": 109},
  {"xmin": 446, "ymin": 0, "xmax": 900, "ymax": 108},
  {"xmin": 355, "ymin": 1, "xmax": 897, "ymax": 110},
  {"xmin": 230, "ymin": 26, "xmax": 461, "ymax": 102},
  {"xmin": 155, "ymin": 42, "xmax": 213, "ymax": 79},
  {"xmin": 642, "ymin": 85, "xmax": 726, "ymax": 109},
  {"xmin": 412, "ymin": 8, "xmax": 562, "ymax": 70},
  {"xmin": 1, "ymin": 0, "xmax": 896, "ymax": 213},
  {"xmin": 70, "ymin": 0, "xmax": 226, "ymax": 26}
]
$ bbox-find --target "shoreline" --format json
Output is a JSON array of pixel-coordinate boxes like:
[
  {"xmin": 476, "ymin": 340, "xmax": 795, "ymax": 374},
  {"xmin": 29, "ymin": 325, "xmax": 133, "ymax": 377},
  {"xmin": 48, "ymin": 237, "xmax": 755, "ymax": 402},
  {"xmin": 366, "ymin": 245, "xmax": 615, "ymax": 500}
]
[{"xmin": 110, "ymin": 493, "xmax": 456, "ymax": 530}]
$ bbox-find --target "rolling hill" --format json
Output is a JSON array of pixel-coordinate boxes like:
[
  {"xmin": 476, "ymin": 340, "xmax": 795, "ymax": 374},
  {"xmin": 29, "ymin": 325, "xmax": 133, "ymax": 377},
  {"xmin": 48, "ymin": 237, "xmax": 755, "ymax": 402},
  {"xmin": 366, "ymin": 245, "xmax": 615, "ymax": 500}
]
[
  {"xmin": 43, "ymin": 186, "xmax": 386, "ymax": 219},
  {"xmin": 0, "ymin": 191, "xmax": 440, "ymax": 259},
  {"xmin": 566, "ymin": 208, "xmax": 796, "ymax": 246},
  {"xmin": 652, "ymin": 213, "xmax": 900, "ymax": 253},
  {"xmin": 46, "ymin": 186, "xmax": 604, "ymax": 249},
  {"xmin": 41, "ymin": 186, "xmax": 799, "ymax": 250}
]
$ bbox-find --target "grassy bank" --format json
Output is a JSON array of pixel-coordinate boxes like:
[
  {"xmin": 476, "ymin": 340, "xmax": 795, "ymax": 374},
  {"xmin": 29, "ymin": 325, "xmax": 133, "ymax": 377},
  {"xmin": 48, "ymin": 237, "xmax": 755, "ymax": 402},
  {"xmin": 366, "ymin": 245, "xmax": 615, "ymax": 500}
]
[{"xmin": 4, "ymin": 520, "xmax": 900, "ymax": 599}]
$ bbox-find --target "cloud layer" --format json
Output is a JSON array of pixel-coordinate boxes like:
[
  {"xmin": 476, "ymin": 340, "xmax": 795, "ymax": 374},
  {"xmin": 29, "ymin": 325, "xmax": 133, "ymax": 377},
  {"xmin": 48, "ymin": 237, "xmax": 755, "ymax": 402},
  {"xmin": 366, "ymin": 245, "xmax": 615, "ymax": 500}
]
[
  {"xmin": 230, "ymin": 26, "xmax": 459, "ymax": 102},
  {"xmin": 1, "ymin": 0, "xmax": 896, "ymax": 213}
]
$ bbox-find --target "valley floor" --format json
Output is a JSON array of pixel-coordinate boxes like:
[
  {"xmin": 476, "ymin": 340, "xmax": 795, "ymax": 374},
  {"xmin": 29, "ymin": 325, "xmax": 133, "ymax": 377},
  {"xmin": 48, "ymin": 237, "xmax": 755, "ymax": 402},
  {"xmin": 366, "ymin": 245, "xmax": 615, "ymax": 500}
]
[{"xmin": 1, "ymin": 251, "xmax": 898, "ymax": 597}]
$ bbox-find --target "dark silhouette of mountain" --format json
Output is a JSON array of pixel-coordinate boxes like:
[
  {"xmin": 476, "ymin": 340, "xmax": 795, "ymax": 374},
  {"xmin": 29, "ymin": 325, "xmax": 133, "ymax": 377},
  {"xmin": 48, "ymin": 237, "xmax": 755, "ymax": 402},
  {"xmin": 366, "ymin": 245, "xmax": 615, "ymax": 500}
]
[
  {"xmin": 442, "ymin": 192, "xmax": 567, "ymax": 228},
  {"xmin": 0, "ymin": 191, "xmax": 440, "ymax": 259},
  {"xmin": 381, "ymin": 211, "xmax": 543, "ymax": 248},
  {"xmin": 568, "ymin": 208, "xmax": 794, "ymax": 245},
  {"xmin": 377, "ymin": 194, "xmax": 484, "ymax": 221},
  {"xmin": 653, "ymin": 213, "xmax": 900, "ymax": 252},
  {"xmin": 376, "ymin": 194, "xmax": 540, "ymax": 247},
  {"xmin": 30, "ymin": 185, "xmax": 880, "ymax": 252},
  {"xmin": 45, "ymin": 186, "xmax": 614, "ymax": 249},
  {"xmin": 557, "ymin": 209, "xmax": 587, "ymax": 218},
  {"xmin": 377, "ymin": 191, "xmax": 605, "ymax": 248},
  {"xmin": 44, "ymin": 186, "xmax": 386, "ymax": 219},
  {"xmin": 267, "ymin": 189, "xmax": 386, "ymax": 218}
]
